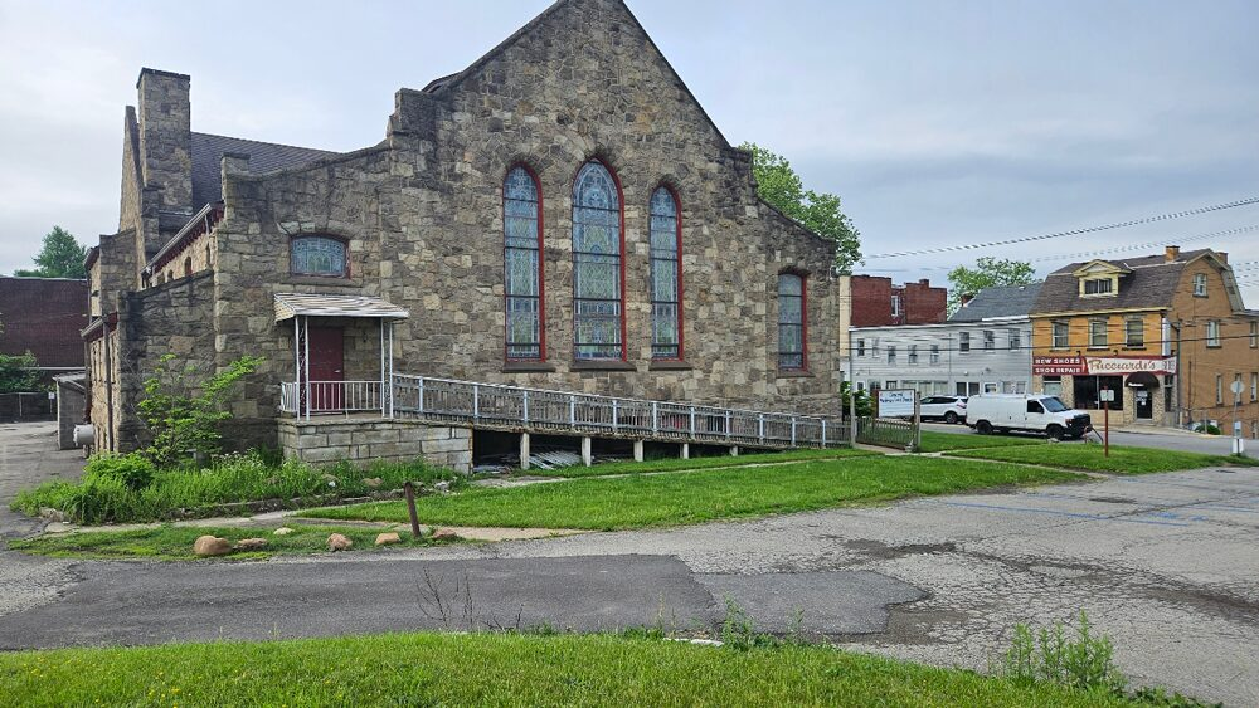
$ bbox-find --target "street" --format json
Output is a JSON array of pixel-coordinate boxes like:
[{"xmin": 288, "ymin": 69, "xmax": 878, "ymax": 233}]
[
  {"xmin": 1, "ymin": 422, "xmax": 1258, "ymax": 705},
  {"xmin": 923, "ymin": 420, "xmax": 1259, "ymax": 458}
]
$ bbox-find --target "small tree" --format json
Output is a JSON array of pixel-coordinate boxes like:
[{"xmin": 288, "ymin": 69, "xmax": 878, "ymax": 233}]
[
  {"xmin": 946, "ymin": 257, "xmax": 1035, "ymax": 314},
  {"xmin": 840, "ymin": 380, "xmax": 872, "ymax": 419},
  {"xmin": 0, "ymin": 351, "xmax": 40, "ymax": 393},
  {"xmin": 14, "ymin": 226, "xmax": 89, "ymax": 279},
  {"xmin": 137, "ymin": 354, "xmax": 265, "ymax": 467},
  {"xmin": 742, "ymin": 143, "xmax": 862, "ymax": 273}
]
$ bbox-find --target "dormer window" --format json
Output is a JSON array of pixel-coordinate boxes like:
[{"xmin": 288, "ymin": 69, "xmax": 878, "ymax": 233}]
[{"xmin": 1083, "ymin": 278, "xmax": 1113, "ymax": 295}]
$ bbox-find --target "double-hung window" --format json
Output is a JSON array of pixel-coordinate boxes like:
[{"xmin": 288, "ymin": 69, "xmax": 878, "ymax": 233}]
[
  {"xmin": 1206, "ymin": 320, "xmax": 1221, "ymax": 347},
  {"xmin": 1052, "ymin": 320, "xmax": 1070, "ymax": 349},
  {"xmin": 1007, "ymin": 328, "xmax": 1021, "ymax": 350},
  {"xmin": 1193, "ymin": 273, "xmax": 1207, "ymax": 297},
  {"xmin": 572, "ymin": 161, "xmax": 625, "ymax": 360},
  {"xmin": 504, "ymin": 167, "xmax": 543, "ymax": 360},
  {"xmin": 929, "ymin": 345, "xmax": 940, "ymax": 364},
  {"xmin": 908, "ymin": 345, "xmax": 919, "ymax": 364},
  {"xmin": 778, "ymin": 273, "xmax": 806, "ymax": 370},
  {"xmin": 959, "ymin": 332, "xmax": 970, "ymax": 353},
  {"xmin": 1089, "ymin": 319, "xmax": 1109, "ymax": 348},
  {"xmin": 1124, "ymin": 318, "xmax": 1144, "ymax": 348},
  {"xmin": 887, "ymin": 345, "xmax": 897, "ymax": 364},
  {"xmin": 982, "ymin": 330, "xmax": 995, "ymax": 350}
]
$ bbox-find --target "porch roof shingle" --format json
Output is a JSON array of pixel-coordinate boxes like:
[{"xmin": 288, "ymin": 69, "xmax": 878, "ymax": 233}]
[{"xmin": 273, "ymin": 293, "xmax": 410, "ymax": 322}]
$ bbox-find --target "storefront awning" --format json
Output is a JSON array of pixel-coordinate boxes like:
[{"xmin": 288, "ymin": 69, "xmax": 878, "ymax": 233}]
[{"xmin": 273, "ymin": 293, "xmax": 410, "ymax": 322}]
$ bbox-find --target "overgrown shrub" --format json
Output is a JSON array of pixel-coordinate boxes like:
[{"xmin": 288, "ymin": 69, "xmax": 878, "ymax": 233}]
[
  {"xmin": 137, "ymin": 354, "xmax": 264, "ymax": 466},
  {"xmin": 999, "ymin": 611, "xmax": 1125, "ymax": 694},
  {"xmin": 11, "ymin": 452, "xmax": 465, "ymax": 525}
]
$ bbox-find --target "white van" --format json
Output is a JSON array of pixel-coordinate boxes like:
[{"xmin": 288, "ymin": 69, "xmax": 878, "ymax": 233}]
[{"xmin": 966, "ymin": 394, "xmax": 1092, "ymax": 440}]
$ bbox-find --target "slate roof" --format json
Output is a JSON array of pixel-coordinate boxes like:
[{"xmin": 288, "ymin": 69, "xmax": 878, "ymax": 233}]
[
  {"xmin": 190, "ymin": 132, "xmax": 336, "ymax": 210},
  {"xmin": 1030, "ymin": 249, "xmax": 1212, "ymax": 315},
  {"xmin": 948, "ymin": 282, "xmax": 1043, "ymax": 322}
]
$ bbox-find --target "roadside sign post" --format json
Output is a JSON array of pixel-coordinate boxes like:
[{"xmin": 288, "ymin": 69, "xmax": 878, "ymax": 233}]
[
  {"xmin": 1231, "ymin": 380, "xmax": 1246, "ymax": 455},
  {"xmin": 1099, "ymin": 387, "xmax": 1114, "ymax": 457}
]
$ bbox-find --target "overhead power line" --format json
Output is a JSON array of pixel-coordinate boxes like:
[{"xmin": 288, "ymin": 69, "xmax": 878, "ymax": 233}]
[{"xmin": 865, "ymin": 195, "xmax": 1259, "ymax": 259}]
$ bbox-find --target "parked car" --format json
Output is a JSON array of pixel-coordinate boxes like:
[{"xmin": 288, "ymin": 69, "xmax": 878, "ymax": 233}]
[
  {"xmin": 920, "ymin": 395, "xmax": 968, "ymax": 424},
  {"xmin": 966, "ymin": 394, "xmax": 1091, "ymax": 439}
]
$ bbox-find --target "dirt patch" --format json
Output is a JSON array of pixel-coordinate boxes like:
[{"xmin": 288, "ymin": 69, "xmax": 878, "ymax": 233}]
[{"xmin": 840, "ymin": 539, "xmax": 959, "ymax": 561}]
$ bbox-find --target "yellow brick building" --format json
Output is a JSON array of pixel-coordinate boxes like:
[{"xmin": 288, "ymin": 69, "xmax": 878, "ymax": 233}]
[{"xmin": 1030, "ymin": 246, "xmax": 1259, "ymax": 434}]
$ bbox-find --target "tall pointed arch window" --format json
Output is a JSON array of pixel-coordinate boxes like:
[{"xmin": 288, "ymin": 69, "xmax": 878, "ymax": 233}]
[
  {"xmin": 504, "ymin": 166, "xmax": 543, "ymax": 360},
  {"xmin": 649, "ymin": 187, "xmax": 682, "ymax": 360},
  {"xmin": 572, "ymin": 161, "xmax": 624, "ymax": 360}
]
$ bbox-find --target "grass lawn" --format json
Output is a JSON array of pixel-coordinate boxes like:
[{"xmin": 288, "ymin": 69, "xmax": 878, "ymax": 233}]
[
  {"xmin": 951, "ymin": 444, "xmax": 1259, "ymax": 474},
  {"xmin": 8, "ymin": 523, "xmax": 456, "ymax": 561},
  {"xmin": 301, "ymin": 456, "xmax": 1083, "ymax": 530},
  {"xmin": 0, "ymin": 632, "xmax": 1138, "ymax": 707},
  {"xmin": 521, "ymin": 447, "xmax": 880, "ymax": 478},
  {"xmin": 917, "ymin": 430, "xmax": 1049, "ymax": 453}
]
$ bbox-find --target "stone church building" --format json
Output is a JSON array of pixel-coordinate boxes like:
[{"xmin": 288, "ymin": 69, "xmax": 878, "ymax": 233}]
[{"xmin": 85, "ymin": 0, "xmax": 847, "ymax": 464}]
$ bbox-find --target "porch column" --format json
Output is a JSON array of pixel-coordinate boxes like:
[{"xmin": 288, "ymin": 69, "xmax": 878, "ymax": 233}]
[
  {"xmin": 581, "ymin": 437, "xmax": 593, "ymax": 467},
  {"xmin": 379, "ymin": 320, "xmax": 386, "ymax": 418},
  {"xmin": 632, "ymin": 439, "xmax": 644, "ymax": 462},
  {"xmin": 303, "ymin": 316, "xmax": 311, "ymax": 420},
  {"xmin": 680, "ymin": 443, "xmax": 690, "ymax": 459},
  {"xmin": 387, "ymin": 320, "xmax": 395, "ymax": 419},
  {"xmin": 730, "ymin": 446, "xmax": 739, "ymax": 456},
  {"xmin": 519, "ymin": 432, "xmax": 531, "ymax": 470}
]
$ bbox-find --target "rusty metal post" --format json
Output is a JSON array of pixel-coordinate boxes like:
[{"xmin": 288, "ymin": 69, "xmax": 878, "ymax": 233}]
[{"xmin": 404, "ymin": 481, "xmax": 422, "ymax": 538}]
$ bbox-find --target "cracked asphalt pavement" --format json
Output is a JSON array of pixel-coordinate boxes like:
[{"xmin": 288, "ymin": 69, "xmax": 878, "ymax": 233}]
[{"xmin": 2, "ymin": 422, "xmax": 1258, "ymax": 705}]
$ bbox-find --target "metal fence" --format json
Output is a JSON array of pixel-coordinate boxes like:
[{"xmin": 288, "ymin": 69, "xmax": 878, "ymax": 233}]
[
  {"xmin": 855, "ymin": 416, "xmax": 919, "ymax": 450},
  {"xmin": 282, "ymin": 373, "xmax": 849, "ymax": 449}
]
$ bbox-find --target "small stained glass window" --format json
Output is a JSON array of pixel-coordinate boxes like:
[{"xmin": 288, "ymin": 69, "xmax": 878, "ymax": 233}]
[
  {"xmin": 650, "ymin": 187, "xmax": 681, "ymax": 360},
  {"xmin": 504, "ymin": 167, "xmax": 542, "ymax": 360},
  {"xmin": 778, "ymin": 273, "xmax": 805, "ymax": 370},
  {"xmin": 291, "ymin": 237, "xmax": 347, "ymax": 277},
  {"xmin": 573, "ymin": 161, "xmax": 623, "ymax": 360}
]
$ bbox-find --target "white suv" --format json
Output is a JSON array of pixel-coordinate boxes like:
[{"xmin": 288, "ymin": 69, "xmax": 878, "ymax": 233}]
[{"xmin": 920, "ymin": 395, "xmax": 968, "ymax": 424}]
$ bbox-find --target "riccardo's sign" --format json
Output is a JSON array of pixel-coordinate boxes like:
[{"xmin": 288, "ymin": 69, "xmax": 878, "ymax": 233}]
[{"xmin": 1033, "ymin": 355, "xmax": 1176, "ymax": 376}]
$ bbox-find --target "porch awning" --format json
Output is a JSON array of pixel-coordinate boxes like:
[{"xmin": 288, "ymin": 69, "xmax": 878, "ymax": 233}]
[{"xmin": 273, "ymin": 293, "xmax": 410, "ymax": 322}]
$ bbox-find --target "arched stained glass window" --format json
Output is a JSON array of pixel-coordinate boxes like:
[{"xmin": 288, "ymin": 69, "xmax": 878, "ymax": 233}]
[
  {"xmin": 572, "ymin": 161, "xmax": 624, "ymax": 360},
  {"xmin": 291, "ymin": 236, "xmax": 347, "ymax": 277},
  {"xmin": 504, "ymin": 166, "xmax": 543, "ymax": 360},
  {"xmin": 649, "ymin": 187, "xmax": 681, "ymax": 360},
  {"xmin": 778, "ymin": 273, "xmax": 806, "ymax": 370}
]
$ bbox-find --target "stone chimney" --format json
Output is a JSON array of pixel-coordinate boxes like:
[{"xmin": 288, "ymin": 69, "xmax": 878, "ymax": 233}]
[
  {"xmin": 1165, "ymin": 245, "xmax": 1181, "ymax": 262},
  {"xmin": 136, "ymin": 68, "xmax": 193, "ymax": 216},
  {"xmin": 1216, "ymin": 252, "xmax": 1228, "ymax": 264},
  {"xmin": 960, "ymin": 293, "xmax": 974, "ymax": 307}
]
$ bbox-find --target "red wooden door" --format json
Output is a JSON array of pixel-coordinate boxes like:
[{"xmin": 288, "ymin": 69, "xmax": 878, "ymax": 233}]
[{"xmin": 306, "ymin": 326, "xmax": 344, "ymax": 411}]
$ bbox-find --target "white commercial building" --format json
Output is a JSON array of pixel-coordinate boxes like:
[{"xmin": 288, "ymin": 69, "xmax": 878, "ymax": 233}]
[{"xmin": 849, "ymin": 284, "xmax": 1041, "ymax": 397}]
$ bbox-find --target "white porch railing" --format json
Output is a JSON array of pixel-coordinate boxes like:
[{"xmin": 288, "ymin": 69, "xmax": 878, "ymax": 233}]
[
  {"xmin": 282, "ymin": 374, "xmax": 847, "ymax": 448},
  {"xmin": 280, "ymin": 380, "xmax": 385, "ymax": 417}
]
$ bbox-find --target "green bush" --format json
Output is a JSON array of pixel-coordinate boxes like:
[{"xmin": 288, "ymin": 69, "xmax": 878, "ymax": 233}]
[{"xmin": 83, "ymin": 454, "xmax": 156, "ymax": 491}]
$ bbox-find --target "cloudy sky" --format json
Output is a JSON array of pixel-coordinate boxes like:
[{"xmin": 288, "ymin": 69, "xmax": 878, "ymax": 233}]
[{"xmin": 2, "ymin": 0, "xmax": 1256, "ymax": 300}]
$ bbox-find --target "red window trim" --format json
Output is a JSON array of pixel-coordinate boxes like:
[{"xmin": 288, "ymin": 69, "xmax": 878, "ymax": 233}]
[
  {"xmin": 650, "ymin": 184, "xmax": 684, "ymax": 361},
  {"xmin": 571, "ymin": 158, "xmax": 627, "ymax": 362},
  {"xmin": 503, "ymin": 163, "xmax": 546, "ymax": 363}
]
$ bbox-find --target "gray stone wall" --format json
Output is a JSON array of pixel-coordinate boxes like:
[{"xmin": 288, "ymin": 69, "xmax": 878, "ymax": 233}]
[
  {"xmin": 277, "ymin": 419, "xmax": 472, "ymax": 472},
  {"xmin": 209, "ymin": 0, "xmax": 842, "ymax": 423}
]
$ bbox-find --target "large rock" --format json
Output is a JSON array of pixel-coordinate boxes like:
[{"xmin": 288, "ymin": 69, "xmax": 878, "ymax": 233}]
[
  {"xmin": 327, "ymin": 533, "xmax": 353, "ymax": 551},
  {"xmin": 431, "ymin": 529, "xmax": 460, "ymax": 540},
  {"xmin": 234, "ymin": 537, "xmax": 269, "ymax": 551},
  {"xmin": 193, "ymin": 536, "xmax": 232, "ymax": 557},
  {"xmin": 363, "ymin": 477, "xmax": 383, "ymax": 488},
  {"xmin": 273, "ymin": 527, "xmax": 295, "ymax": 535},
  {"xmin": 374, "ymin": 532, "xmax": 401, "ymax": 546}
]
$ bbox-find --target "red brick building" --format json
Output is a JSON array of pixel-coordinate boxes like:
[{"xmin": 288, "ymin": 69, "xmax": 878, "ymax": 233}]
[
  {"xmin": 850, "ymin": 275, "xmax": 947, "ymax": 327},
  {"xmin": 0, "ymin": 277, "xmax": 90, "ymax": 374}
]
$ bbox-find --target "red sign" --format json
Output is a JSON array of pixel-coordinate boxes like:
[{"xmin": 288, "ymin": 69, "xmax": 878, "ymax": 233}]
[{"xmin": 1033, "ymin": 355, "xmax": 1085, "ymax": 375}]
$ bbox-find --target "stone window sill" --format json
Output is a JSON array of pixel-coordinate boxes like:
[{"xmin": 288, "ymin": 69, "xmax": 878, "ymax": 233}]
[
  {"xmin": 571, "ymin": 360, "xmax": 637, "ymax": 372},
  {"xmin": 503, "ymin": 361, "xmax": 556, "ymax": 373},
  {"xmin": 648, "ymin": 360, "xmax": 693, "ymax": 371},
  {"xmin": 776, "ymin": 370, "xmax": 815, "ymax": 379},
  {"xmin": 285, "ymin": 276, "xmax": 362, "ymax": 288}
]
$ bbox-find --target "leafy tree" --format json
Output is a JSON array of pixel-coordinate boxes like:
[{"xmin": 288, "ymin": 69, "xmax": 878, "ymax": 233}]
[
  {"xmin": 946, "ymin": 257, "xmax": 1035, "ymax": 314},
  {"xmin": 741, "ymin": 143, "xmax": 862, "ymax": 273},
  {"xmin": 137, "ymin": 354, "xmax": 265, "ymax": 467},
  {"xmin": 840, "ymin": 380, "xmax": 872, "ymax": 418},
  {"xmin": 0, "ymin": 352, "xmax": 40, "ymax": 393},
  {"xmin": 14, "ymin": 226, "xmax": 88, "ymax": 279}
]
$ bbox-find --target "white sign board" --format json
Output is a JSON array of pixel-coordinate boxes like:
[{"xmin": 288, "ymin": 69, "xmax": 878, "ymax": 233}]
[
  {"xmin": 1230, "ymin": 380, "xmax": 1245, "ymax": 395},
  {"xmin": 1099, "ymin": 389, "xmax": 1115, "ymax": 403},
  {"xmin": 878, "ymin": 389, "xmax": 917, "ymax": 418}
]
